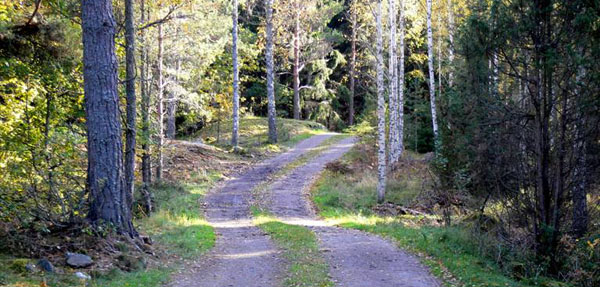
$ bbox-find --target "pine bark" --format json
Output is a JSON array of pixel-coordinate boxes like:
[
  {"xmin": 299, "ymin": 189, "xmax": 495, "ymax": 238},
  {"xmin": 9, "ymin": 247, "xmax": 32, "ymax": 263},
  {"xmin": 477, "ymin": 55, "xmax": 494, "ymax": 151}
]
[
  {"xmin": 376, "ymin": 0, "xmax": 386, "ymax": 203},
  {"xmin": 140, "ymin": 0, "xmax": 152, "ymax": 213},
  {"xmin": 426, "ymin": 0, "xmax": 439, "ymax": 142},
  {"xmin": 232, "ymin": 0, "xmax": 240, "ymax": 147},
  {"xmin": 156, "ymin": 22, "xmax": 165, "ymax": 180},
  {"xmin": 292, "ymin": 1, "xmax": 301, "ymax": 120},
  {"xmin": 124, "ymin": 0, "xmax": 136, "ymax": 207},
  {"xmin": 348, "ymin": 6, "xmax": 356, "ymax": 126},
  {"xmin": 82, "ymin": 0, "xmax": 135, "ymax": 235},
  {"xmin": 266, "ymin": 0, "xmax": 277, "ymax": 143}
]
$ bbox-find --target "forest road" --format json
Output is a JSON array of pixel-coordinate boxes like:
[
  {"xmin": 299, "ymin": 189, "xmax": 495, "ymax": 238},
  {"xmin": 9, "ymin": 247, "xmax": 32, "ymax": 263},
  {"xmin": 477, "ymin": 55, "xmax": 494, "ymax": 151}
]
[
  {"xmin": 267, "ymin": 136, "xmax": 442, "ymax": 287},
  {"xmin": 168, "ymin": 133, "xmax": 336, "ymax": 287}
]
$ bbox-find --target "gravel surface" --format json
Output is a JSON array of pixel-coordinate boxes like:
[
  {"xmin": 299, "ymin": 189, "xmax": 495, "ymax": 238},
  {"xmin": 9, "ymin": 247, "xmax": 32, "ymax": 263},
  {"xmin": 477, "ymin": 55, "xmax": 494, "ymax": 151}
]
[
  {"xmin": 266, "ymin": 136, "xmax": 441, "ymax": 287},
  {"xmin": 169, "ymin": 134, "xmax": 335, "ymax": 287}
]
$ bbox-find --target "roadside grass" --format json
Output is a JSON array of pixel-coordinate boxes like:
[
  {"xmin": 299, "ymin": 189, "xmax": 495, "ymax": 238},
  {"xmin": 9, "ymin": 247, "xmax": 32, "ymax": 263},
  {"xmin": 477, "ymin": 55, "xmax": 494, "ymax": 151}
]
[
  {"xmin": 310, "ymin": 144, "xmax": 542, "ymax": 287},
  {"xmin": 0, "ymin": 174, "xmax": 218, "ymax": 287},
  {"xmin": 192, "ymin": 116, "xmax": 326, "ymax": 154},
  {"xmin": 252, "ymin": 208, "xmax": 333, "ymax": 287}
]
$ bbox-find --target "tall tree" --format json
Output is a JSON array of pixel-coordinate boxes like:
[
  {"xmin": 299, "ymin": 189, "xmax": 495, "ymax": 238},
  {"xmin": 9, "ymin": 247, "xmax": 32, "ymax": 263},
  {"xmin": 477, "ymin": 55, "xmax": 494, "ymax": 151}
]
[
  {"xmin": 348, "ymin": 2, "xmax": 357, "ymax": 126},
  {"xmin": 388, "ymin": 0, "xmax": 399, "ymax": 164},
  {"xmin": 166, "ymin": 57, "xmax": 180, "ymax": 139},
  {"xmin": 266, "ymin": 0, "xmax": 277, "ymax": 143},
  {"xmin": 426, "ymin": 0, "xmax": 439, "ymax": 142},
  {"xmin": 447, "ymin": 0, "xmax": 455, "ymax": 87},
  {"xmin": 375, "ymin": 0, "xmax": 386, "ymax": 203},
  {"xmin": 232, "ymin": 0, "xmax": 240, "ymax": 148},
  {"xmin": 82, "ymin": 0, "xmax": 135, "ymax": 235},
  {"xmin": 139, "ymin": 0, "xmax": 152, "ymax": 213},
  {"xmin": 156, "ymin": 21, "xmax": 165, "ymax": 180},
  {"xmin": 396, "ymin": 0, "xmax": 405, "ymax": 155},
  {"xmin": 292, "ymin": 0, "xmax": 301, "ymax": 120},
  {"xmin": 124, "ymin": 0, "xmax": 136, "ymax": 209}
]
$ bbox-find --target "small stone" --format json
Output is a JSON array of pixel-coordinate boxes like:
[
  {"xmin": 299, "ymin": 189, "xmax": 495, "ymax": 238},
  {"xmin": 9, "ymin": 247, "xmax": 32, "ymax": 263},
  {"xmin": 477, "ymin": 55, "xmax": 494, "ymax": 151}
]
[
  {"xmin": 37, "ymin": 259, "xmax": 55, "ymax": 273},
  {"xmin": 65, "ymin": 252, "xmax": 93, "ymax": 268},
  {"xmin": 74, "ymin": 271, "xmax": 91, "ymax": 280},
  {"xmin": 25, "ymin": 263, "xmax": 37, "ymax": 273}
]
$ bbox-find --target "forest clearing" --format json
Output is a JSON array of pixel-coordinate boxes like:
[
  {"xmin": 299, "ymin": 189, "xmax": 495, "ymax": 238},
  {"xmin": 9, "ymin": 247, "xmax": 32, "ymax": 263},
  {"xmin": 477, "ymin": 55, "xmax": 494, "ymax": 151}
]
[{"xmin": 1, "ymin": 0, "xmax": 599, "ymax": 286}]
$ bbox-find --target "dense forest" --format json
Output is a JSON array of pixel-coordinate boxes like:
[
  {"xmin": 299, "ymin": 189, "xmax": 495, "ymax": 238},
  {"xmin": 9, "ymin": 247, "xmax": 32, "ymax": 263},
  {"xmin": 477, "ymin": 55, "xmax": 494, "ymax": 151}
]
[{"xmin": 0, "ymin": 0, "xmax": 599, "ymax": 286}]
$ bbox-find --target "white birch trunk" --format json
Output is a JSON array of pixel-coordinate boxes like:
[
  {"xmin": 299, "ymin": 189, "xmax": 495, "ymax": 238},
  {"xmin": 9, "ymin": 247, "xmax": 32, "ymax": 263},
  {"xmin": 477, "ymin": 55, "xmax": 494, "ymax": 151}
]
[
  {"xmin": 388, "ymin": 0, "xmax": 399, "ymax": 164},
  {"xmin": 232, "ymin": 0, "xmax": 240, "ymax": 148},
  {"xmin": 266, "ymin": 0, "xmax": 277, "ymax": 143},
  {"xmin": 397, "ymin": 0, "xmax": 405, "ymax": 155},
  {"xmin": 426, "ymin": 0, "xmax": 439, "ymax": 142},
  {"xmin": 376, "ymin": 0, "xmax": 387, "ymax": 203}
]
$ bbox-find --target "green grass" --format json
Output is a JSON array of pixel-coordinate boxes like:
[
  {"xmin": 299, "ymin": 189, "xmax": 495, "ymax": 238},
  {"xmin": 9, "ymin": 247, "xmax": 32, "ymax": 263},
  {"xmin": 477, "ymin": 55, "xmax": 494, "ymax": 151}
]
[
  {"xmin": 309, "ymin": 144, "xmax": 543, "ymax": 287},
  {"xmin": 252, "ymin": 209, "xmax": 333, "ymax": 287},
  {"xmin": 192, "ymin": 116, "xmax": 326, "ymax": 154},
  {"xmin": 0, "ymin": 173, "xmax": 218, "ymax": 287}
]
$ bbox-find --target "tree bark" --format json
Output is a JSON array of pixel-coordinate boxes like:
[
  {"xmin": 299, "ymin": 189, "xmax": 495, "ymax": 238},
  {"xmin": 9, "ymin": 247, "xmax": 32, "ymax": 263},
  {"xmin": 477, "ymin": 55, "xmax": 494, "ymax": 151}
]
[
  {"xmin": 156, "ymin": 22, "xmax": 165, "ymax": 180},
  {"xmin": 348, "ymin": 5, "xmax": 356, "ymax": 126},
  {"xmin": 447, "ymin": 0, "xmax": 455, "ymax": 87},
  {"xmin": 82, "ymin": 0, "xmax": 135, "ymax": 236},
  {"xmin": 376, "ymin": 0, "xmax": 386, "ymax": 203},
  {"xmin": 140, "ymin": 0, "xmax": 153, "ymax": 213},
  {"xmin": 388, "ymin": 0, "xmax": 399, "ymax": 164},
  {"xmin": 572, "ymin": 53, "xmax": 588, "ymax": 238},
  {"xmin": 232, "ymin": 0, "xmax": 240, "ymax": 148},
  {"xmin": 426, "ymin": 0, "xmax": 439, "ymax": 143},
  {"xmin": 292, "ymin": 1, "xmax": 301, "ymax": 120},
  {"xmin": 124, "ymin": 0, "xmax": 136, "ymax": 209},
  {"xmin": 397, "ymin": 0, "xmax": 405, "ymax": 155},
  {"xmin": 166, "ymin": 58, "xmax": 180, "ymax": 139},
  {"xmin": 266, "ymin": 0, "xmax": 277, "ymax": 143}
]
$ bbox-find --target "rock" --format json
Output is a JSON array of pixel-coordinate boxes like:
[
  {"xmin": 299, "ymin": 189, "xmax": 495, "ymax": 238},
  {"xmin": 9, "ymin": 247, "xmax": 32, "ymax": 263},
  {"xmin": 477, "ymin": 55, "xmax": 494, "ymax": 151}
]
[
  {"xmin": 25, "ymin": 263, "xmax": 37, "ymax": 273},
  {"xmin": 65, "ymin": 252, "xmax": 93, "ymax": 268},
  {"xmin": 116, "ymin": 254, "xmax": 146, "ymax": 271},
  {"xmin": 74, "ymin": 271, "xmax": 91, "ymax": 280},
  {"xmin": 37, "ymin": 258, "xmax": 55, "ymax": 273}
]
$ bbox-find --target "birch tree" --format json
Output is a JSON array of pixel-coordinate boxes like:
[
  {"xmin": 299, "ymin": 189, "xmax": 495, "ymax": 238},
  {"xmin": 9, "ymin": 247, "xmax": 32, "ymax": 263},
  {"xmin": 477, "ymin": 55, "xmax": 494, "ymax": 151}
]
[
  {"xmin": 292, "ymin": 0, "xmax": 301, "ymax": 120},
  {"xmin": 426, "ymin": 0, "xmax": 439, "ymax": 142},
  {"xmin": 231, "ymin": 0, "xmax": 240, "ymax": 147},
  {"xmin": 388, "ymin": 0, "xmax": 399, "ymax": 164},
  {"xmin": 266, "ymin": 0, "xmax": 277, "ymax": 143},
  {"xmin": 396, "ymin": 0, "xmax": 405, "ymax": 156},
  {"xmin": 82, "ymin": 0, "xmax": 135, "ymax": 235},
  {"xmin": 375, "ymin": 0, "xmax": 386, "ymax": 203}
]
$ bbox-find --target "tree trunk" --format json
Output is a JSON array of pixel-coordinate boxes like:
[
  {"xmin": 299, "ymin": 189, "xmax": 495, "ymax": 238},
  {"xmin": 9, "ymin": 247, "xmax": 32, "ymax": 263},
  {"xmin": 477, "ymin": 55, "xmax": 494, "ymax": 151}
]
[
  {"xmin": 348, "ymin": 6, "xmax": 356, "ymax": 126},
  {"xmin": 376, "ymin": 0, "xmax": 386, "ymax": 204},
  {"xmin": 232, "ymin": 0, "xmax": 240, "ymax": 148},
  {"xmin": 426, "ymin": 0, "xmax": 439, "ymax": 143},
  {"xmin": 166, "ymin": 58, "xmax": 180, "ymax": 139},
  {"xmin": 82, "ymin": 0, "xmax": 135, "ymax": 236},
  {"xmin": 572, "ymin": 54, "xmax": 588, "ymax": 238},
  {"xmin": 140, "ymin": 0, "xmax": 152, "ymax": 213},
  {"xmin": 266, "ymin": 0, "xmax": 277, "ymax": 143},
  {"xmin": 388, "ymin": 0, "xmax": 399, "ymax": 165},
  {"xmin": 292, "ymin": 1, "xmax": 301, "ymax": 120},
  {"xmin": 124, "ymin": 0, "xmax": 136, "ymax": 209},
  {"xmin": 447, "ymin": 0, "xmax": 455, "ymax": 87},
  {"xmin": 397, "ymin": 0, "xmax": 405, "ymax": 155},
  {"xmin": 156, "ymin": 22, "xmax": 164, "ymax": 180}
]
